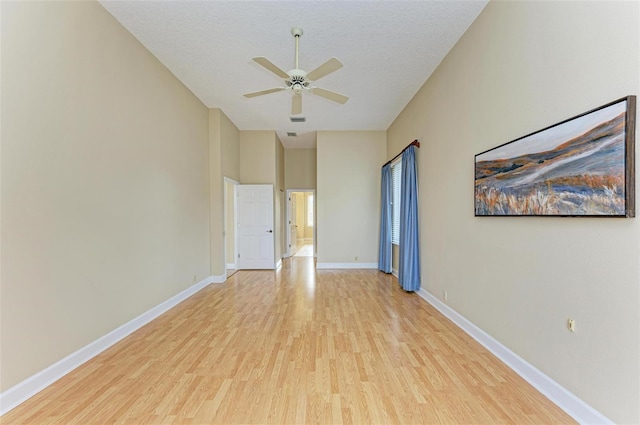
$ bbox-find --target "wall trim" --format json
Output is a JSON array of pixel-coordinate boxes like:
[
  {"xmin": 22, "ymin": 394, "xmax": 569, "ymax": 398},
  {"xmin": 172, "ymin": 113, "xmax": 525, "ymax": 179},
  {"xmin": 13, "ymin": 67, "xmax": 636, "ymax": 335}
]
[
  {"xmin": 416, "ymin": 288, "xmax": 613, "ymax": 425},
  {"xmin": 275, "ymin": 259, "xmax": 282, "ymax": 270},
  {"xmin": 226, "ymin": 263, "xmax": 236, "ymax": 270},
  {"xmin": 392, "ymin": 268, "xmax": 398, "ymax": 278},
  {"xmin": 316, "ymin": 262, "xmax": 377, "ymax": 269},
  {"xmin": 0, "ymin": 275, "xmax": 222, "ymax": 416},
  {"xmin": 211, "ymin": 273, "xmax": 226, "ymax": 284}
]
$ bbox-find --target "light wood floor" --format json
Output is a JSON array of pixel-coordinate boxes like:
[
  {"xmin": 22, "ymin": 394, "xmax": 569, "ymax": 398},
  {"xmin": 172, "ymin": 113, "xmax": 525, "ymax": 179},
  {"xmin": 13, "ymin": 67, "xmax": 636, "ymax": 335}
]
[
  {"xmin": 3, "ymin": 257, "xmax": 575, "ymax": 424},
  {"xmin": 293, "ymin": 243, "xmax": 314, "ymax": 257}
]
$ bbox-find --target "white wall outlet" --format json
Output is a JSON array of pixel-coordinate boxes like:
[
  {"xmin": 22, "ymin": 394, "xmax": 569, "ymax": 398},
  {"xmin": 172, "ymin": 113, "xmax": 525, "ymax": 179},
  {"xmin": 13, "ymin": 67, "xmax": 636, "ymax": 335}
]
[
  {"xmin": 443, "ymin": 290, "xmax": 448, "ymax": 301},
  {"xmin": 568, "ymin": 318, "xmax": 576, "ymax": 333}
]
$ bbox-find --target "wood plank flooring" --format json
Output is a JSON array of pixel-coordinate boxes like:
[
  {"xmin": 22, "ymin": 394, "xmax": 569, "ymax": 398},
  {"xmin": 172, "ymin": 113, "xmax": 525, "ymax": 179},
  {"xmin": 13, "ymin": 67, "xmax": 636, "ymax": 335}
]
[{"xmin": 2, "ymin": 257, "xmax": 575, "ymax": 424}]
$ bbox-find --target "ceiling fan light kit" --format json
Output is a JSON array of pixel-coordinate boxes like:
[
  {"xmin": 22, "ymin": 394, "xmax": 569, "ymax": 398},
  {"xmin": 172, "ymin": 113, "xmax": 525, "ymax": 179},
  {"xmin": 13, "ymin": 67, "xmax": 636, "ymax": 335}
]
[{"xmin": 244, "ymin": 26, "xmax": 348, "ymax": 116}]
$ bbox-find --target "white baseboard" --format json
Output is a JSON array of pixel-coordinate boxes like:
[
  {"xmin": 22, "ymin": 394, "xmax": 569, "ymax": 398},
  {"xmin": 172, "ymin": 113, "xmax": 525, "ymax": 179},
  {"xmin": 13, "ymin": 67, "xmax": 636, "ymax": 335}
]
[
  {"xmin": 210, "ymin": 274, "xmax": 226, "ymax": 284},
  {"xmin": 416, "ymin": 289, "xmax": 613, "ymax": 425},
  {"xmin": 226, "ymin": 263, "xmax": 236, "ymax": 270},
  {"xmin": 275, "ymin": 259, "xmax": 282, "ymax": 270},
  {"xmin": 392, "ymin": 268, "xmax": 398, "ymax": 278},
  {"xmin": 0, "ymin": 275, "xmax": 223, "ymax": 416},
  {"xmin": 316, "ymin": 262, "xmax": 377, "ymax": 269}
]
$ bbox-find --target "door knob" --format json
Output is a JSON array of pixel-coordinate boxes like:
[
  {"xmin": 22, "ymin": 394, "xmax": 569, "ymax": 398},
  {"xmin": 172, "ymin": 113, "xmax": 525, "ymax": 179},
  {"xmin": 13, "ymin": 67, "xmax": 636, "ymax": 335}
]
[{"xmin": 267, "ymin": 230, "xmax": 273, "ymax": 233}]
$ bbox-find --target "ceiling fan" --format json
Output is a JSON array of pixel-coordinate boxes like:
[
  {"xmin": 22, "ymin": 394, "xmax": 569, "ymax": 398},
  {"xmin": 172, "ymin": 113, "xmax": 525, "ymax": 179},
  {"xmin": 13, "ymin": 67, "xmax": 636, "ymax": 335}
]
[{"xmin": 244, "ymin": 27, "xmax": 348, "ymax": 116}]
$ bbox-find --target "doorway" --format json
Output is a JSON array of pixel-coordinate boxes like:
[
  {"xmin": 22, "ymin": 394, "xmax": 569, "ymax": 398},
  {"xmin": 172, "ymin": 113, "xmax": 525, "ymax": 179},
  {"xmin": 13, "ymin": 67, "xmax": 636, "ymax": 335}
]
[
  {"xmin": 224, "ymin": 178, "xmax": 239, "ymax": 277},
  {"xmin": 286, "ymin": 190, "xmax": 315, "ymax": 257}
]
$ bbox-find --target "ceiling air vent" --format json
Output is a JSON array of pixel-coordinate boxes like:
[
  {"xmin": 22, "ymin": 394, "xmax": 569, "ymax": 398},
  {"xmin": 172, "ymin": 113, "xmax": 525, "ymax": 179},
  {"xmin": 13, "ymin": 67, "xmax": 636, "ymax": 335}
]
[
  {"xmin": 290, "ymin": 116, "xmax": 306, "ymax": 123},
  {"xmin": 287, "ymin": 132, "xmax": 297, "ymax": 137}
]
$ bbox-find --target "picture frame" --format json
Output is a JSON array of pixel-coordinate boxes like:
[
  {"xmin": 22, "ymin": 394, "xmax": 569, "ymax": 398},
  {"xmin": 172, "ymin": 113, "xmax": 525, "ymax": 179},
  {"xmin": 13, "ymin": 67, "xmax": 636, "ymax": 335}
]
[{"xmin": 475, "ymin": 96, "xmax": 636, "ymax": 217}]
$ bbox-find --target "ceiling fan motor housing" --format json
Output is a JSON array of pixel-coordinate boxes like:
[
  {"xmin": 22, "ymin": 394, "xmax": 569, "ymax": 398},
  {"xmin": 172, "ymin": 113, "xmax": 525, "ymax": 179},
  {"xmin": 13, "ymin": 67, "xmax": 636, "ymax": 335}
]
[
  {"xmin": 286, "ymin": 69, "xmax": 310, "ymax": 93},
  {"xmin": 284, "ymin": 69, "xmax": 311, "ymax": 93}
]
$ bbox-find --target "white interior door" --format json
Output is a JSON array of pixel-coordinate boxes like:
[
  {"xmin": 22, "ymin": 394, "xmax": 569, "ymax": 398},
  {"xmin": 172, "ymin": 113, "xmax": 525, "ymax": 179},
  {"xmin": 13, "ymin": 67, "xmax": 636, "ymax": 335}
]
[
  {"xmin": 237, "ymin": 184, "xmax": 274, "ymax": 269},
  {"xmin": 290, "ymin": 193, "xmax": 297, "ymax": 255}
]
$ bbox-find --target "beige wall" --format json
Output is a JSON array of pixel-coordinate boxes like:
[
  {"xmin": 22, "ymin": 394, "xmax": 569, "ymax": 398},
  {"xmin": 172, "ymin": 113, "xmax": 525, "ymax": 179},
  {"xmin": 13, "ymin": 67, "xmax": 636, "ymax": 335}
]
[
  {"xmin": 220, "ymin": 111, "xmax": 240, "ymax": 182},
  {"xmin": 1, "ymin": 1, "xmax": 210, "ymax": 391},
  {"xmin": 284, "ymin": 148, "xmax": 317, "ymax": 189},
  {"xmin": 387, "ymin": 1, "xmax": 639, "ymax": 422},
  {"xmin": 392, "ymin": 244, "xmax": 399, "ymax": 273},
  {"xmin": 239, "ymin": 131, "xmax": 276, "ymax": 185},
  {"xmin": 317, "ymin": 131, "xmax": 386, "ymax": 264}
]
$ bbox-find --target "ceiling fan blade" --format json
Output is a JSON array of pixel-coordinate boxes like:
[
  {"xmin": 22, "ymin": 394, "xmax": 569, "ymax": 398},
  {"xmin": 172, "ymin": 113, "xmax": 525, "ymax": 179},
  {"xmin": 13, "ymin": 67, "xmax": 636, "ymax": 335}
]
[
  {"xmin": 306, "ymin": 57, "xmax": 343, "ymax": 81},
  {"xmin": 244, "ymin": 87, "xmax": 285, "ymax": 98},
  {"xmin": 312, "ymin": 87, "xmax": 349, "ymax": 104},
  {"xmin": 291, "ymin": 93, "xmax": 302, "ymax": 115},
  {"xmin": 253, "ymin": 57, "xmax": 289, "ymax": 79}
]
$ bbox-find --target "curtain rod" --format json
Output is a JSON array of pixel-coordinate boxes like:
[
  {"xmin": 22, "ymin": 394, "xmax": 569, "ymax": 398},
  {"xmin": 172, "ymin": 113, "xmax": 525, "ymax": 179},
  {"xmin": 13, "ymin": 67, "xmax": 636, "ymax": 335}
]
[{"xmin": 383, "ymin": 140, "xmax": 420, "ymax": 167}]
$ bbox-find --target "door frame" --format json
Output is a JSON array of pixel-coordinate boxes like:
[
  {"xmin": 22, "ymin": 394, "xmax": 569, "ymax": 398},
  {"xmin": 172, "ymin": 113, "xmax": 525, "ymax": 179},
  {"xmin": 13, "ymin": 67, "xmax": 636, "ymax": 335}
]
[
  {"xmin": 223, "ymin": 177, "xmax": 239, "ymax": 271},
  {"xmin": 285, "ymin": 189, "xmax": 316, "ymax": 258}
]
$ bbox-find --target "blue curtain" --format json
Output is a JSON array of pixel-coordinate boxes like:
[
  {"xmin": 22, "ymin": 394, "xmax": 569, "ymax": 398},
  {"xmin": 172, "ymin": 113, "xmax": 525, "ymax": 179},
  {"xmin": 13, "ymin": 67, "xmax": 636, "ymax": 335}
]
[
  {"xmin": 378, "ymin": 163, "xmax": 392, "ymax": 273},
  {"xmin": 399, "ymin": 146, "xmax": 420, "ymax": 291}
]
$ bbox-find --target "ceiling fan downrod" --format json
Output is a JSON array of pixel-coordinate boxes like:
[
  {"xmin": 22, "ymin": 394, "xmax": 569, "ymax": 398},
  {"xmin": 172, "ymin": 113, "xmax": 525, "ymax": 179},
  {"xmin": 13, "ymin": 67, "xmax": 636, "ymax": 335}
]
[{"xmin": 291, "ymin": 27, "xmax": 303, "ymax": 70}]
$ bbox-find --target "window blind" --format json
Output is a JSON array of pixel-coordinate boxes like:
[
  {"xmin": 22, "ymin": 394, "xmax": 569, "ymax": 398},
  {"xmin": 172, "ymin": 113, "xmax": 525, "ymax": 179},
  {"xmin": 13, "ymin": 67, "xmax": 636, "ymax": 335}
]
[{"xmin": 391, "ymin": 160, "xmax": 402, "ymax": 245}]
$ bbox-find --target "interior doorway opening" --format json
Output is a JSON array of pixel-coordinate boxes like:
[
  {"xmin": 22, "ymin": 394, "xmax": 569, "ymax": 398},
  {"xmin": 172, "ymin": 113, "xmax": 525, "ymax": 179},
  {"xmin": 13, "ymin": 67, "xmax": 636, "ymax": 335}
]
[
  {"xmin": 286, "ymin": 190, "xmax": 315, "ymax": 258},
  {"xmin": 224, "ymin": 178, "xmax": 239, "ymax": 278}
]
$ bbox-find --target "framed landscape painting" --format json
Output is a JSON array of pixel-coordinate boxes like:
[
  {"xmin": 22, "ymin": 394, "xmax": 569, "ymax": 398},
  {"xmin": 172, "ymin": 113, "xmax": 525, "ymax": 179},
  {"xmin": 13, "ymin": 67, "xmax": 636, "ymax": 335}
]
[{"xmin": 475, "ymin": 96, "xmax": 636, "ymax": 217}]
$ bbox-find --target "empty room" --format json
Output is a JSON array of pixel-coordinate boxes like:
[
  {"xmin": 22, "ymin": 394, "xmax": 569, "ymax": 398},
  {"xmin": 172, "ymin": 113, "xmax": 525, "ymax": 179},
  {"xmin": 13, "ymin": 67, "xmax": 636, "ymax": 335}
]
[{"xmin": 1, "ymin": 1, "xmax": 638, "ymax": 424}]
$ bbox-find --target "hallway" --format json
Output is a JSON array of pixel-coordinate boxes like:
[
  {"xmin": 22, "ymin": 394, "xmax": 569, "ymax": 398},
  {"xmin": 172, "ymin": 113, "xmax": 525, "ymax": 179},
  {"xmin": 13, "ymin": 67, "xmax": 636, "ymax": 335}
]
[{"xmin": 293, "ymin": 243, "xmax": 313, "ymax": 257}]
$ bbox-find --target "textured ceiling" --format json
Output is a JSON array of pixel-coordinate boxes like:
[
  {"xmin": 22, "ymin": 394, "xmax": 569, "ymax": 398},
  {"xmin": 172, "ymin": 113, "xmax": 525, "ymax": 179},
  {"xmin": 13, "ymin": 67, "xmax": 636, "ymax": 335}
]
[{"xmin": 100, "ymin": 1, "xmax": 487, "ymax": 148}]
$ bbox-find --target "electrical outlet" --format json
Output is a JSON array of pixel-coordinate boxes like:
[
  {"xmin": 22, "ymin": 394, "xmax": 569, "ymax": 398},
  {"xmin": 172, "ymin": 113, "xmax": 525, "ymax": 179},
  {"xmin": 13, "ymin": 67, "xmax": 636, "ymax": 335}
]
[
  {"xmin": 568, "ymin": 318, "xmax": 575, "ymax": 333},
  {"xmin": 443, "ymin": 290, "xmax": 448, "ymax": 302}
]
